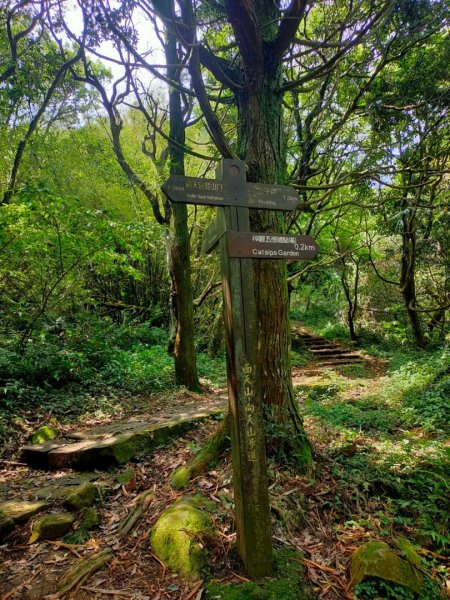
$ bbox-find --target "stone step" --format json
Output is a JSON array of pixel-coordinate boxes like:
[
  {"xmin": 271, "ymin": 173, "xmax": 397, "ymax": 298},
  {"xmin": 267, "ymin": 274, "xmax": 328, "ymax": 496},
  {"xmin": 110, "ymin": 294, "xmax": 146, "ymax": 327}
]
[
  {"xmin": 21, "ymin": 404, "xmax": 226, "ymax": 471},
  {"xmin": 316, "ymin": 353, "xmax": 363, "ymax": 361},
  {"xmin": 310, "ymin": 349, "xmax": 358, "ymax": 357},
  {"xmin": 318, "ymin": 360, "xmax": 364, "ymax": 367},
  {"xmin": 304, "ymin": 343, "xmax": 340, "ymax": 349},
  {"xmin": 312, "ymin": 355, "xmax": 360, "ymax": 363},
  {"xmin": 315, "ymin": 358, "xmax": 363, "ymax": 365},
  {"xmin": 291, "ymin": 325, "xmax": 370, "ymax": 372},
  {"xmin": 302, "ymin": 340, "xmax": 341, "ymax": 347}
]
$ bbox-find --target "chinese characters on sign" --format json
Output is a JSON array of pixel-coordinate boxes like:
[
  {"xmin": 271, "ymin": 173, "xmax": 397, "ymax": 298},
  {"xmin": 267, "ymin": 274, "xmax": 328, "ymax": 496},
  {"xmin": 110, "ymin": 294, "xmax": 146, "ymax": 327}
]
[
  {"xmin": 227, "ymin": 231, "xmax": 318, "ymax": 260},
  {"xmin": 243, "ymin": 363, "xmax": 257, "ymax": 462}
]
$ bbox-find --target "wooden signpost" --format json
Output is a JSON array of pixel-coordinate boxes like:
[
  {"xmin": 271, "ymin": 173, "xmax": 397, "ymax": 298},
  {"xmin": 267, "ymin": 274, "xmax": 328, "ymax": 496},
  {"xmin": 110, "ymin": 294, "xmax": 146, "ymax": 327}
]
[{"xmin": 163, "ymin": 159, "xmax": 318, "ymax": 578}]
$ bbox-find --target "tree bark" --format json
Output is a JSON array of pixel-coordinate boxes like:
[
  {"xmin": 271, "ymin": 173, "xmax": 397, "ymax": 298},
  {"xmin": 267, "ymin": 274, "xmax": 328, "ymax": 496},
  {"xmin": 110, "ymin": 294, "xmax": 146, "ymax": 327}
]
[
  {"xmin": 400, "ymin": 200, "xmax": 427, "ymax": 347},
  {"xmin": 165, "ymin": 23, "xmax": 200, "ymax": 391},
  {"xmin": 230, "ymin": 13, "xmax": 312, "ymax": 467}
]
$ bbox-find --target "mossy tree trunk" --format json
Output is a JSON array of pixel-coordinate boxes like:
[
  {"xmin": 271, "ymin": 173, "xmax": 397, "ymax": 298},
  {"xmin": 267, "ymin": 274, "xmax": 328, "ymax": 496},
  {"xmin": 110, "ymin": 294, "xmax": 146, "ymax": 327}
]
[
  {"xmin": 164, "ymin": 17, "xmax": 200, "ymax": 391},
  {"xmin": 399, "ymin": 181, "xmax": 426, "ymax": 348},
  {"xmin": 229, "ymin": 2, "xmax": 313, "ymax": 466}
]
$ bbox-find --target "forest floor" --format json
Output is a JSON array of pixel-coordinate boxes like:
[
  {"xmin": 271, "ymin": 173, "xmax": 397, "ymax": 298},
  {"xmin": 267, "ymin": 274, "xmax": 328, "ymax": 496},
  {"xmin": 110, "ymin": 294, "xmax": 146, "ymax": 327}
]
[{"xmin": 0, "ymin": 336, "xmax": 449, "ymax": 600}]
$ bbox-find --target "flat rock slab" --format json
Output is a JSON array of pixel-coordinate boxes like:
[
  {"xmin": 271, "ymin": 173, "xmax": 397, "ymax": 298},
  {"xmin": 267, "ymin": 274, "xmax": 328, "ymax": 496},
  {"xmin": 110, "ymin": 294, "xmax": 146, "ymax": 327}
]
[
  {"xmin": 21, "ymin": 401, "xmax": 226, "ymax": 471},
  {"xmin": 0, "ymin": 499, "xmax": 48, "ymax": 523}
]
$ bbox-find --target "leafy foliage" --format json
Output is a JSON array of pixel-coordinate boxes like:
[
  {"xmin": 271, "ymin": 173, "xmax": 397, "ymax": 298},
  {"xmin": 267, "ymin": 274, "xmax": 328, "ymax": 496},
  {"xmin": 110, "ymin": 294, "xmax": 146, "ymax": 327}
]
[{"xmin": 354, "ymin": 576, "xmax": 444, "ymax": 600}]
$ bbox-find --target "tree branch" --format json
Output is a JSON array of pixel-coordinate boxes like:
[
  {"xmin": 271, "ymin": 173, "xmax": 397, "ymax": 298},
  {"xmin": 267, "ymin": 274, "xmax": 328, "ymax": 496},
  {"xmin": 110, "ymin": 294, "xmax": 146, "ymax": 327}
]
[
  {"xmin": 270, "ymin": 0, "xmax": 308, "ymax": 63},
  {"xmin": 222, "ymin": 0, "xmax": 263, "ymax": 80}
]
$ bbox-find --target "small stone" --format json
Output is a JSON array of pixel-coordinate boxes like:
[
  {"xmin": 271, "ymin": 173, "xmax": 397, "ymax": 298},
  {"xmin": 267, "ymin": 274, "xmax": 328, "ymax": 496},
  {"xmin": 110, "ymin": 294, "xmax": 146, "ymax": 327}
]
[
  {"xmin": 350, "ymin": 541, "xmax": 423, "ymax": 594},
  {"xmin": 63, "ymin": 482, "xmax": 96, "ymax": 511},
  {"xmin": 29, "ymin": 513, "xmax": 75, "ymax": 543},
  {"xmin": 81, "ymin": 507, "xmax": 101, "ymax": 530},
  {"xmin": 31, "ymin": 425, "xmax": 60, "ymax": 445},
  {"xmin": 150, "ymin": 494, "xmax": 215, "ymax": 579}
]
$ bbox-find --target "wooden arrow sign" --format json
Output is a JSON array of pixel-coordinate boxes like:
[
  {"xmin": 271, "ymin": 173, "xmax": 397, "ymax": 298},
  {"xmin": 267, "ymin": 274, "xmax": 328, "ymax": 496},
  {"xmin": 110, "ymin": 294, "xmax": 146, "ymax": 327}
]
[
  {"xmin": 201, "ymin": 210, "xmax": 227, "ymax": 254},
  {"xmin": 227, "ymin": 232, "xmax": 318, "ymax": 260},
  {"xmin": 162, "ymin": 174, "xmax": 299, "ymax": 211}
]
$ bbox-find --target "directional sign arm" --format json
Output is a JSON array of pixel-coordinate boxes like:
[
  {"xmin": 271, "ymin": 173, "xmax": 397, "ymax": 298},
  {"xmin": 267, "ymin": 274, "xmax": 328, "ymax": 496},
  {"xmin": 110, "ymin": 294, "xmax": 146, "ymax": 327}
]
[
  {"xmin": 246, "ymin": 182, "xmax": 299, "ymax": 211},
  {"xmin": 227, "ymin": 232, "xmax": 318, "ymax": 260},
  {"xmin": 162, "ymin": 175, "xmax": 229, "ymax": 207},
  {"xmin": 201, "ymin": 210, "xmax": 227, "ymax": 254},
  {"xmin": 162, "ymin": 174, "xmax": 300, "ymax": 211}
]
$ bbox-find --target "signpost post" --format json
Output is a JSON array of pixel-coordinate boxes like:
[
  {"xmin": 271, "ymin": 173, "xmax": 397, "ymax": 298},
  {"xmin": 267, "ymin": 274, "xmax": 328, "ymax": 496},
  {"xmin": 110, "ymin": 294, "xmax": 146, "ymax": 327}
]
[{"xmin": 162, "ymin": 159, "xmax": 318, "ymax": 579}]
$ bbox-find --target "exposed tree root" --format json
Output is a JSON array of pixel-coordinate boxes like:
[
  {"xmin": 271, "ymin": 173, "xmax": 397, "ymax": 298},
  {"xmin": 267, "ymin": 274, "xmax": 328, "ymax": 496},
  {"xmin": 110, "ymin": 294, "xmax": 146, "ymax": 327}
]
[
  {"xmin": 57, "ymin": 549, "xmax": 113, "ymax": 597},
  {"xmin": 57, "ymin": 489, "xmax": 155, "ymax": 597},
  {"xmin": 112, "ymin": 488, "xmax": 155, "ymax": 539},
  {"xmin": 170, "ymin": 415, "xmax": 230, "ymax": 489}
]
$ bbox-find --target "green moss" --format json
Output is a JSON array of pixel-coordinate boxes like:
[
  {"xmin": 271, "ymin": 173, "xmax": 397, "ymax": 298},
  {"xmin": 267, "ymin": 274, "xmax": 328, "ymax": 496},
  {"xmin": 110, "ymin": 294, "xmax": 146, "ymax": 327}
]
[
  {"xmin": 29, "ymin": 513, "xmax": 75, "ymax": 543},
  {"xmin": 395, "ymin": 537, "xmax": 421, "ymax": 568},
  {"xmin": 170, "ymin": 418, "xmax": 230, "ymax": 490},
  {"xmin": 31, "ymin": 425, "xmax": 59, "ymax": 444},
  {"xmin": 206, "ymin": 548, "xmax": 314, "ymax": 599},
  {"xmin": 63, "ymin": 482, "xmax": 96, "ymax": 511},
  {"xmin": 81, "ymin": 507, "xmax": 101, "ymax": 530},
  {"xmin": 350, "ymin": 541, "xmax": 423, "ymax": 595},
  {"xmin": 150, "ymin": 494, "xmax": 215, "ymax": 579},
  {"xmin": 110, "ymin": 436, "xmax": 137, "ymax": 464},
  {"xmin": 170, "ymin": 466, "xmax": 190, "ymax": 489},
  {"xmin": 115, "ymin": 469, "xmax": 135, "ymax": 485},
  {"xmin": 109, "ymin": 419, "xmax": 197, "ymax": 465}
]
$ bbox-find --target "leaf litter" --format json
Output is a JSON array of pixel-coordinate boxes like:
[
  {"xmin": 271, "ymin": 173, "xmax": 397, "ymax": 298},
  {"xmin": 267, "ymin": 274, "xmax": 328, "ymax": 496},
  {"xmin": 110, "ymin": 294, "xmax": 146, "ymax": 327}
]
[{"xmin": 1, "ymin": 383, "xmax": 448, "ymax": 599}]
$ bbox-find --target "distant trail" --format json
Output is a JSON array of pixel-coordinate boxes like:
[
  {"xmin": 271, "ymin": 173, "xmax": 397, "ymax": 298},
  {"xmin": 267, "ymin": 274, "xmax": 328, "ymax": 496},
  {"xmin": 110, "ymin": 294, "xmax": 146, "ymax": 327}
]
[{"xmin": 291, "ymin": 322, "xmax": 384, "ymax": 384}]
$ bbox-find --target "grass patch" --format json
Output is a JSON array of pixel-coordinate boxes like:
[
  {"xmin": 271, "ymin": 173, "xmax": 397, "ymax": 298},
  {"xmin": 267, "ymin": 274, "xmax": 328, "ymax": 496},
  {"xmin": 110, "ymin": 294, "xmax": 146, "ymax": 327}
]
[
  {"xmin": 299, "ymin": 346, "xmax": 450, "ymax": 552},
  {"xmin": 196, "ymin": 352, "xmax": 227, "ymax": 388}
]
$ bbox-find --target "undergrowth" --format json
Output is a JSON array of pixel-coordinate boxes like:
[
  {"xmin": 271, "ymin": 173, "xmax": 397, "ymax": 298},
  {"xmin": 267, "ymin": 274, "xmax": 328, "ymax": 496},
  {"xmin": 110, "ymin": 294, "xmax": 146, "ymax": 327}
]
[
  {"xmin": 0, "ymin": 313, "xmax": 226, "ymax": 454},
  {"xmin": 354, "ymin": 576, "xmax": 444, "ymax": 599},
  {"xmin": 298, "ymin": 345, "xmax": 450, "ymax": 553}
]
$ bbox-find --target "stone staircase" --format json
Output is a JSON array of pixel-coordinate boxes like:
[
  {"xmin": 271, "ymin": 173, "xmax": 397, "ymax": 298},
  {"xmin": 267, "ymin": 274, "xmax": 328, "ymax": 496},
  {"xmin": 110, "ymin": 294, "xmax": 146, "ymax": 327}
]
[
  {"xmin": 300, "ymin": 331, "xmax": 365, "ymax": 369},
  {"xmin": 291, "ymin": 323, "xmax": 370, "ymax": 376}
]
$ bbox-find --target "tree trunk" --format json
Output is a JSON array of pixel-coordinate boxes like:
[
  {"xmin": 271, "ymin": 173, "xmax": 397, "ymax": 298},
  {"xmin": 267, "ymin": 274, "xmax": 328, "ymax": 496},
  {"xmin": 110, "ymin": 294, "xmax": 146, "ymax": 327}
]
[
  {"xmin": 339, "ymin": 257, "xmax": 360, "ymax": 342},
  {"xmin": 165, "ymin": 26, "xmax": 200, "ymax": 390},
  {"xmin": 235, "ymin": 66, "xmax": 312, "ymax": 467},
  {"xmin": 400, "ymin": 204, "xmax": 426, "ymax": 347}
]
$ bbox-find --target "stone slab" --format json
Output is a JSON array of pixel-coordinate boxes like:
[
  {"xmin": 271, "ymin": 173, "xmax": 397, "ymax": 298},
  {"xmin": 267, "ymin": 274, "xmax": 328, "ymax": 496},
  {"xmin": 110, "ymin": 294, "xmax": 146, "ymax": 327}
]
[
  {"xmin": 0, "ymin": 499, "xmax": 48, "ymax": 523},
  {"xmin": 21, "ymin": 406, "xmax": 226, "ymax": 470}
]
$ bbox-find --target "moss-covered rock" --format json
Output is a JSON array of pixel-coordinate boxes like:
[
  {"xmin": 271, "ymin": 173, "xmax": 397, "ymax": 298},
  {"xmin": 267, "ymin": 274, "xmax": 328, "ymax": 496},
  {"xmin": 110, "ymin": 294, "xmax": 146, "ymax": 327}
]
[
  {"xmin": 350, "ymin": 541, "xmax": 423, "ymax": 595},
  {"xmin": 29, "ymin": 513, "xmax": 75, "ymax": 543},
  {"xmin": 150, "ymin": 494, "xmax": 215, "ymax": 579},
  {"xmin": 81, "ymin": 507, "xmax": 101, "ymax": 530},
  {"xmin": 206, "ymin": 548, "xmax": 314, "ymax": 599},
  {"xmin": 31, "ymin": 425, "xmax": 60, "ymax": 445},
  {"xmin": 63, "ymin": 482, "xmax": 96, "ymax": 511},
  {"xmin": 0, "ymin": 499, "xmax": 48, "ymax": 523}
]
